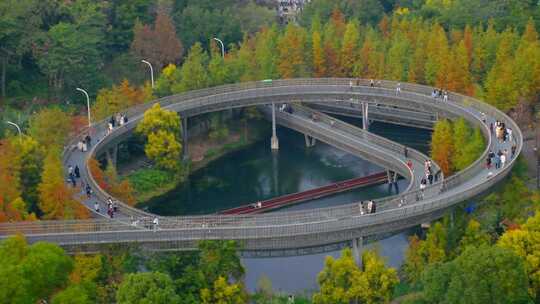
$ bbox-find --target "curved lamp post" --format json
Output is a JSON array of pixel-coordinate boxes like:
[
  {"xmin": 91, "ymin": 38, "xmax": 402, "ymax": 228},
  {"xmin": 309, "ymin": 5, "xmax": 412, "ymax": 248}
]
[
  {"xmin": 213, "ymin": 37, "xmax": 225, "ymax": 58},
  {"xmin": 76, "ymin": 87, "xmax": 91, "ymax": 128},
  {"xmin": 141, "ymin": 60, "xmax": 155, "ymax": 88},
  {"xmin": 5, "ymin": 121, "xmax": 22, "ymax": 136}
]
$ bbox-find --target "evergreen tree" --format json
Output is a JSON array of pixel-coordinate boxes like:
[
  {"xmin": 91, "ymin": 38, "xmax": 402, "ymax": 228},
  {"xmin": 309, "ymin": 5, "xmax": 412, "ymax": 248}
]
[
  {"xmin": 254, "ymin": 26, "xmax": 279, "ymax": 80},
  {"xmin": 340, "ymin": 21, "xmax": 360, "ymax": 77},
  {"xmin": 484, "ymin": 30, "xmax": 519, "ymax": 111},
  {"xmin": 172, "ymin": 42, "xmax": 209, "ymax": 93},
  {"xmin": 312, "ymin": 30, "xmax": 326, "ymax": 77}
]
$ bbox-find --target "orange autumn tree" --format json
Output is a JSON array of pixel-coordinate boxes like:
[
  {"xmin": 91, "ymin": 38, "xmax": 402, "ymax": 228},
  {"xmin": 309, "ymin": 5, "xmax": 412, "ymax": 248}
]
[
  {"xmin": 277, "ymin": 24, "xmax": 309, "ymax": 78},
  {"xmin": 88, "ymin": 158, "xmax": 136, "ymax": 206},
  {"xmin": 94, "ymin": 79, "xmax": 154, "ymax": 121},
  {"xmin": 430, "ymin": 119, "xmax": 454, "ymax": 176},
  {"xmin": 38, "ymin": 150, "xmax": 89, "ymax": 220},
  {"xmin": 0, "ymin": 139, "xmax": 36, "ymax": 222}
]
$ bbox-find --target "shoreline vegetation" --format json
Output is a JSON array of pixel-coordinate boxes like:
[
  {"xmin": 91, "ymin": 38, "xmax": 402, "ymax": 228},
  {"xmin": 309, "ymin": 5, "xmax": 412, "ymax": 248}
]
[{"xmin": 125, "ymin": 118, "xmax": 268, "ymax": 205}]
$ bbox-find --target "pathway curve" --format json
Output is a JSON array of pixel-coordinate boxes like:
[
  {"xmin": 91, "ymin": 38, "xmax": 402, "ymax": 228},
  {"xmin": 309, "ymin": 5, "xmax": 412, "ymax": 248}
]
[{"xmin": 0, "ymin": 79, "xmax": 521, "ymax": 254}]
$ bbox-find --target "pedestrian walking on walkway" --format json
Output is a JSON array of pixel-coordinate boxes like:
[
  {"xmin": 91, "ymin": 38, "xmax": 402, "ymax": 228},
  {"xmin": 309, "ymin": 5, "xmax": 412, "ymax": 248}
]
[
  {"xmin": 396, "ymin": 83, "xmax": 401, "ymax": 95},
  {"xmin": 501, "ymin": 151, "xmax": 507, "ymax": 168},
  {"xmin": 94, "ymin": 202, "xmax": 100, "ymax": 213},
  {"xmin": 74, "ymin": 165, "xmax": 80, "ymax": 179},
  {"xmin": 85, "ymin": 184, "xmax": 92, "ymax": 198}
]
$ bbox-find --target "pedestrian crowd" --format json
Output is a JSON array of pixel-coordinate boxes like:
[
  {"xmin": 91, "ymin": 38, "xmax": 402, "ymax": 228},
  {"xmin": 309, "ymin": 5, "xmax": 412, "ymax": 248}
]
[
  {"xmin": 107, "ymin": 113, "xmax": 129, "ymax": 134},
  {"xmin": 360, "ymin": 200, "xmax": 377, "ymax": 215},
  {"xmin": 67, "ymin": 164, "xmax": 81, "ymax": 187},
  {"xmin": 491, "ymin": 120, "xmax": 513, "ymax": 144},
  {"xmin": 431, "ymin": 88, "xmax": 449, "ymax": 102},
  {"xmin": 75, "ymin": 134, "xmax": 92, "ymax": 152}
]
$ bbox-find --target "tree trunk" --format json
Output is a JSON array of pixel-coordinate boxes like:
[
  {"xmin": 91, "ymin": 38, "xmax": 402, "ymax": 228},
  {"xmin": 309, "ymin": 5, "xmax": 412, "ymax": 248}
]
[{"xmin": 1, "ymin": 56, "xmax": 6, "ymax": 99}]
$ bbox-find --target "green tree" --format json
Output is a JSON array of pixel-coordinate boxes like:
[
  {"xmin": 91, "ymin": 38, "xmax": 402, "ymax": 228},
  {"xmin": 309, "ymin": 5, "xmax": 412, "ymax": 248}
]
[
  {"xmin": 116, "ymin": 272, "xmax": 180, "ymax": 304},
  {"xmin": 28, "ymin": 107, "xmax": 72, "ymax": 150},
  {"xmin": 458, "ymin": 219, "xmax": 490, "ymax": 253},
  {"xmin": 198, "ymin": 240, "xmax": 245, "ymax": 284},
  {"xmin": 350, "ymin": 250, "xmax": 399, "ymax": 304},
  {"xmin": 136, "ymin": 103, "xmax": 181, "ymax": 138},
  {"xmin": 312, "ymin": 30, "xmax": 326, "ymax": 77},
  {"xmin": 34, "ymin": 0, "xmax": 106, "ymax": 96},
  {"xmin": 51, "ymin": 284, "xmax": 93, "ymax": 304},
  {"xmin": 403, "ymin": 222, "xmax": 448, "ymax": 284},
  {"xmin": 172, "ymin": 42, "xmax": 209, "ymax": 93},
  {"xmin": 136, "ymin": 103, "xmax": 182, "ymax": 171},
  {"xmin": 484, "ymin": 30, "xmax": 520, "ymax": 111},
  {"xmin": 0, "ymin": 236, "xmax": 73, "ymax": 303},
  {"xmin": 340, "ymin": 21, "xmax": 360, "ymax": 77},
  {"xmin": 422, "ymin": 246, "xmax": 530, "ymax": 304},
  {"xmin": 201, "ymin": 276, "xmax": 247, "ymax": 304},
  {"xmin": 0, "ymin": 0, "xmax": 39, "ymax": 98},
  {"xmin": 145, "ymin": 130, "xmax": 182, "ymax": 171},
  {"xmin": 11, "ymin": 136, "xmax": 43, "ymax": 213},
  {"xmin": 254, "ymin": 26, "xmax": 279, "ymax": 80},
  {"xmin": 499, "ymin": 211, "xmax": 540, "ymax": 301},
  {"xmin": 313, "ymin": 248, "xmax": 398, "ymax": 304}
]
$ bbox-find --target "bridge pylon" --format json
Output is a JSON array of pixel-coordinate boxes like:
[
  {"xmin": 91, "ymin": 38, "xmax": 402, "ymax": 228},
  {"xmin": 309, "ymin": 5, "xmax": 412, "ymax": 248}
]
[{"xmin": 271, "ymin": 102, "xmax": 279, "ymax": 150}]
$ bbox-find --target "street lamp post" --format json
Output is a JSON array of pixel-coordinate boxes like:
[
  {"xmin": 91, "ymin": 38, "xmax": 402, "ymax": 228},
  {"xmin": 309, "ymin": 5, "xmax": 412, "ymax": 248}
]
[
  {"xmin": 76, "ymin": 88, "xmax": 91, "ymax": 128},
  {"xmin": 213, "ymin": 37, "xmax": 225, "ymax": 58},
  {"xmin": 5, "ymin": 121, "xmax": 22, "ymax": 137},
  {"xmin": 141, "ymin": 60, "xmax": 154, "ymax": 88}
]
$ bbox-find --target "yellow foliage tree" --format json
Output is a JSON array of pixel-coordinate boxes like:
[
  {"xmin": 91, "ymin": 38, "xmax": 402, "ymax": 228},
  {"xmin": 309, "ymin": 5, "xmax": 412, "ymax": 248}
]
[{"xmin": 38, "ymin": 150, "xmax": 89, "ymax": 220}]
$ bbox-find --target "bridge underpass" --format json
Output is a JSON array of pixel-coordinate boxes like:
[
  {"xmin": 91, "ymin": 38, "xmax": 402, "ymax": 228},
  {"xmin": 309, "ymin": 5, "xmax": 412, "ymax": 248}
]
[{"xmin": 0, "ymin": 79, "xmax": 522, "ymax": 257}]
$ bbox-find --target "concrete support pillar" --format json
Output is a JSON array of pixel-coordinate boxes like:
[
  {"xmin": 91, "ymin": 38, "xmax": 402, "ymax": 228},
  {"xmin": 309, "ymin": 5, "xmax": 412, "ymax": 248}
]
[
  {"xmin": 362, "ymin": 102, "xmax": 369, "ymax": 130},
  {"xmin": 351, "ymin": 236, "xmax": 364, "ymax": 267},
  {"xmin": 106, "ymin": 145, "xmax": 118, "ymax": 168},
  {"xmin": 304, "ymin": 134, "xmax": 317, "ymax": 148},
  {"xmin": 271, "ymin": 103, "xmax": 279, "ymax": 150},
  {"xmin": 182, "ymin": 117, "xmax": 189, "ymax": 161}
]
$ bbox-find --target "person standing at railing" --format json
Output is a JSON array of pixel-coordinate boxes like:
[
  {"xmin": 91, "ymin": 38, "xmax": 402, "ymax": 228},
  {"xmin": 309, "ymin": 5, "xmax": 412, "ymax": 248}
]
[{"xmin": 153, "ymin": 217, "xmax": 159, "ymax": 231}]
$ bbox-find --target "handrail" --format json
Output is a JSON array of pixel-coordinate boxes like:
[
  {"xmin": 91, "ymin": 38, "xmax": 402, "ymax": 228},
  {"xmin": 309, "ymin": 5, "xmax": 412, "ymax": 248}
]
[{"xmin": 0, "ymin": 79, "xmax": 522, "ymax": 245}]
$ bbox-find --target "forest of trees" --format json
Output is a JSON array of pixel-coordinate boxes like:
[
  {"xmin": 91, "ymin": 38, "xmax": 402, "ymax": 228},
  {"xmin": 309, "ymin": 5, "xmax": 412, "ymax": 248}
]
[{"xmin": 2, "ymin": 0, "xmax": 540, "ymax": 303}]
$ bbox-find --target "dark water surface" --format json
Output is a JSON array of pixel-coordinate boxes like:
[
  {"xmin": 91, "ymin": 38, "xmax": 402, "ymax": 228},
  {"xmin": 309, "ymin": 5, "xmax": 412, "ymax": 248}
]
[{"xmin": 140, "ymin": 119, "xmax": 431, "ymax": 293}]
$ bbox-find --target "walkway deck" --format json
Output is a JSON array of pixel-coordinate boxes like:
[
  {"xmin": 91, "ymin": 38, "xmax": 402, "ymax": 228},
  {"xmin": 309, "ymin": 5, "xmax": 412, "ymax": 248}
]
[
  {"xmin": 0, "ymin": 79, "xmax": 522, "ymax": 255},
  {"xmin": 218, "ymin": 172, "xmax": 388, "ymax": 215}
]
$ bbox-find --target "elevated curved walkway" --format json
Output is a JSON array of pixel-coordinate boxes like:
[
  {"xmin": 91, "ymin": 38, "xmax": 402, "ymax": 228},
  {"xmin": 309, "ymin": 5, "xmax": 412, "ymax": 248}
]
[{"xmin": 0, "ymin": 79, "xmax": 522, "ymax": 255}]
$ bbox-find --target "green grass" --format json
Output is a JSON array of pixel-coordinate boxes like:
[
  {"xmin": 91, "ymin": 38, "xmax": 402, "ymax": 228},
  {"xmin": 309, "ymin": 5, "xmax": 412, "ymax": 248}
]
[{"xmin": 126, "ymin": 168, "xmax": 181, "ymax": 203}]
